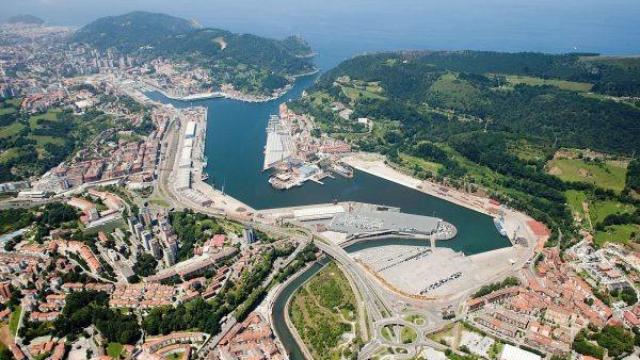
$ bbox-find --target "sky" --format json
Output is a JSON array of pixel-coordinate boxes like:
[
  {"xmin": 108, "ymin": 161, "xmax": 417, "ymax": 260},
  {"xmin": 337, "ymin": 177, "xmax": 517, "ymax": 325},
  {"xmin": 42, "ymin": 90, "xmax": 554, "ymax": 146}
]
[{"xmin": 2, "ymin": 0, "xmax": 640, "ymax": 60}]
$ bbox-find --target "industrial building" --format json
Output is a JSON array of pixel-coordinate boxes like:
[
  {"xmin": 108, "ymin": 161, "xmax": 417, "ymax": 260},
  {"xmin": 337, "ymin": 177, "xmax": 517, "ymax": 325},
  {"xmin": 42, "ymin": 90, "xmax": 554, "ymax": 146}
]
[
  {"xmin": 184, "ymin": 121, "xmax": 196, "ymax": 139},
  {"xmin": 329, "ymin": 210, "xmax": 456, "ymax": 240}
]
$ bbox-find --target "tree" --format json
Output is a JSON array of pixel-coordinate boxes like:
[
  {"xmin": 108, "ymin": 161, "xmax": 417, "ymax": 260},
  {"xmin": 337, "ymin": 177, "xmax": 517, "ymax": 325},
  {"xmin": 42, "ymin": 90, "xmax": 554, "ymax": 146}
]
[{"xmin": 133, "ymin": 253, "xmax": 158, "ymax": 277}]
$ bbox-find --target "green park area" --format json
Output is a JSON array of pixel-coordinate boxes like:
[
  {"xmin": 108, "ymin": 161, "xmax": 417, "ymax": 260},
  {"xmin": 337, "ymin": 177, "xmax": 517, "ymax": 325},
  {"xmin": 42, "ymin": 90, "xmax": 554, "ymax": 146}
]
[
  {"xmin": 289, "ymin": 261, "xmax": 359, "ymax": 360},
  {"xmin": 403, "ymin": 314, "xmax": 426, "ymax": 326},
  {"xmin": 563, "ymin": 189, "xmax": 637, "ymax": 246}
]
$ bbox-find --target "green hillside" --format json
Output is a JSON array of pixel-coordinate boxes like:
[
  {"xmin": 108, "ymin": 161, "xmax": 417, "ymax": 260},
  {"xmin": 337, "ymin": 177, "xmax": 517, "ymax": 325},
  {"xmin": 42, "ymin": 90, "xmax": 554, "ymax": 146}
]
[
  {"xmin": 292, "ymin": 50, "xmax": 640, "ymax": 246},
  {"xmin": 70, "ymin": 12, "xmax": 316, "ymax": 95}
]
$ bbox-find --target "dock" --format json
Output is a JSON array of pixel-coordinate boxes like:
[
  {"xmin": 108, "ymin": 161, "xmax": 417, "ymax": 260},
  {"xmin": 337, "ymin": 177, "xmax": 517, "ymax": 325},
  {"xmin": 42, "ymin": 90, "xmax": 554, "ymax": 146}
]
[{"xmin": 263, "ymin": 115, "xmax": 295, "ymax": 170}]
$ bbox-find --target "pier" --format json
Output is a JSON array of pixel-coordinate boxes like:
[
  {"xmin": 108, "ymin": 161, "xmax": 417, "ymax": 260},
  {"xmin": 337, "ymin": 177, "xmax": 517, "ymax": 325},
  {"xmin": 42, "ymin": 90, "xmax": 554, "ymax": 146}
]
[{"xmin": 263, "ymin": 115, "xmax": 295, "ymax": 171}]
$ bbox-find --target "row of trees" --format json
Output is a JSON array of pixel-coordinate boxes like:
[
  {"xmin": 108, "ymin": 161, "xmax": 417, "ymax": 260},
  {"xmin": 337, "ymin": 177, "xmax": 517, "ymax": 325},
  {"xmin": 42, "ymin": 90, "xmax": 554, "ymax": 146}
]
[{"xmin": 472, "ymin": 276, "xmax": 520, "ymax": 298}]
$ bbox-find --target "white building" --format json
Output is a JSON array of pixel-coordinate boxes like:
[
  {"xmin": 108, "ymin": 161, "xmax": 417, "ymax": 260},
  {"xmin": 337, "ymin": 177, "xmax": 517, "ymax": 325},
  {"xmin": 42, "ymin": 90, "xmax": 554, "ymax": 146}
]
[
  {"xmin": 184, "ymin": 121, "xmax": 196, "ymax": 139},
  {"xmin": 499, "ymin": 345, "xmax": 541, "ymax": 360}
]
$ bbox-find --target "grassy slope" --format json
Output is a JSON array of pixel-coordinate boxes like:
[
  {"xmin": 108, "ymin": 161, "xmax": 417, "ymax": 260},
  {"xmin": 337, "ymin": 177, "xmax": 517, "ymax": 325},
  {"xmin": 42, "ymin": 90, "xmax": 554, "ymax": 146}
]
[
  {"xmin": 503, "ymin": 74, "xmax": 593, "ymax": 92},
  {"xmin": 590, "ymin": 200, "xmax": 636, "ymax": 225},
  {"xmin": 430, "ymin": 72, "xmax": 485, "ymax": 111},
  {"xmin": 546, "ymin": 158, "xmax": 627, "ymax": 193},
  {"xmin": 565, "ymin": 190, "xmax": 588, "ymax": 221},
  {"xmin": 0, "ymin": 122, "xmax": 25, "ymax": 138},
  {"xmin": 9, "ymin": 306, "xmax": 21, "ymax": 336},
  {"xmin": 594, "ymin": 224, "xmax": 640, "ymax": 246}
]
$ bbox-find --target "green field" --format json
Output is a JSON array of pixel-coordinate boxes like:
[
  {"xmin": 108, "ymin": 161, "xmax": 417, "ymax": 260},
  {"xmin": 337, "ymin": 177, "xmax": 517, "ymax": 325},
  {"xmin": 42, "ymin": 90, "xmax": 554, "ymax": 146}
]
[
  {"xmin": 0, "ymin": 107, "xmax": 16, "ymax": 116},
  {"xmin": 565, "ymin": 190, "xmax": 588, "ymax": 220},
  {"xmin": 547, "ymin": 158, "xmax": 627, "ymax": 192},
  {"xmin": 341, "ymin": 84, "xmax": 386, "ymax": 101},
  {"xmin": 0, "ymin": 101, "xmax": 115, "ymax": 181},
  {"xmin": 0, "ymin": 122, "xmax": 25, "ymax": 138},
  {"xmin": 594, "ymin": 224, "xmax": 640, "ymax": 246},
  {"xmin": 289, "ymin": 261, "xmax": 359, "ymax": 360},
  {"xmin": 503, "ymin": 74, "xmax": 593, "ymax": 92},
  {"xmin": 508, "ymin": 140, "xmax": 550, "ymax": 162},
  {"xmin": 30, "ymin": 135, "xmax": 65, "ymax": 146},
  {"xmin": 28, "ymin": 109, "xmax": 61, "ymax": 127},
  {"xmin": 589, "ymin": 200, "xmax": 636, "ymax": 226},
  {"xmin": 381, "ymin": 326, "xmax": 393, "ymax": 341},
  {"xmin": 430, "ymin": 72, "xmax": 486, "ymax": 111},
  {"xmin": 106, "ymin": 342, "xmax": 123, "ymax": 358},
  {"xmin": 400, "ymin": 326, "xmax": 417, "ymax": 344},
  {"xmin": 9, "ymin": 306, "xmax": 21, "ymax": 336}
]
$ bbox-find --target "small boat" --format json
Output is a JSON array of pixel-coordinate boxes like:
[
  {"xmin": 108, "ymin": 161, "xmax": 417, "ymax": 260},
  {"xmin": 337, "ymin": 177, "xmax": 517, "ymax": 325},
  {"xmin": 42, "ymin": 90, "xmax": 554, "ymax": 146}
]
[{"xmin": 201, "ymin": 172, "xmax": 209, "ymax": 181}]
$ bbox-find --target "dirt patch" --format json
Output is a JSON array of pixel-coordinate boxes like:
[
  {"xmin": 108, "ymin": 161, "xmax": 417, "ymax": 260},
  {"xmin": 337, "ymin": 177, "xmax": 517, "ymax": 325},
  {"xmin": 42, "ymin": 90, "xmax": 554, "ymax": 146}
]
[
  {"xmin": 214, "ymin": 36, "xmax": 227, "ymax": 50},
  {"xmin": 547, "ymin": 166, "xmax": 562, "ymax": 176},
  {"xmin": 553, "ymin": 149, "xmax": 578, "ymax": 160},
  {"xmin": 577, "ymin": 168, "xmax": 592, "ymax": 178},
  {"xmin": 0, "ymin": 325, "xmax": 13, "ymax": 348}
]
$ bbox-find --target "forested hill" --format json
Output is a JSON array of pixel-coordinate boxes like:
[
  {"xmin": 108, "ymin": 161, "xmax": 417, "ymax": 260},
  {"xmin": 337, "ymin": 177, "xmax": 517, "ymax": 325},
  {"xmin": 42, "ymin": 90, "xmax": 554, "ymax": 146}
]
[
  {"xmin": 70, "ymin": 11, "xmax": 315, "ymax": 76},
  {"xmin": 6, "ymin": 15, "xmax": 45, "ymax": 25},
  {"xmin": 71, "ymin": 11, "xmax": 197, "ymax": 53},
  {"xmin": 322, "ymin": 51, "xmax": 640, "ymax": 97},
  {"xmin": 293, "ymin": 50, "xmax": 640, "ymax": 244},
  {"xmin": 313, "ymin": 51, "xmax": 640, "ymax": 155}
]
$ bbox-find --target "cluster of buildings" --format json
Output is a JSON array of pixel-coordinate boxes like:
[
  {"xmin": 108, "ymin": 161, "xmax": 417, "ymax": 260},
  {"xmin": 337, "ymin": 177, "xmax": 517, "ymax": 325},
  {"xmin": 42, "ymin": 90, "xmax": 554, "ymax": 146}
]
[
  {"xmin": 264, "ymin": 103, "xmax": 352, "ymax": 189},
  {"xmin": 0, "ymin": 22, "xmax": 143, "ymax": 101},
  {"xmin": 216, "ymin": 313, "xmax": 286, "ymax": 360},
  {"xmin": 48, "ymin": 240, "xmax": 103, "ymax": 274},
  {"xmin": 141, "ymin": 331, "xmax": 208, "ymax": 360},
  {"xmin": 466, "ymin": 247, "xmax": 623, "ymax": 356},
  {"xmin": 33, "ymin": 135, "xmax": 161, "ymax": 193},
  {"xmin": 109, "ymin": 282, "xmax": 176, "ymax": 309},
  {"xmin": 141, "ymin": 58, "xmax": 214, "ymax": 98},
  {"xmin": 146, "ymin": 247, "xmax": 238, "ymax": 283},
  {"xmin": 66, "ymin": 188, "xmax": 125, "ymax": 228},
  {"xmin": 129, "ymin": 208, "xmax": 180, "ymax": 268}
]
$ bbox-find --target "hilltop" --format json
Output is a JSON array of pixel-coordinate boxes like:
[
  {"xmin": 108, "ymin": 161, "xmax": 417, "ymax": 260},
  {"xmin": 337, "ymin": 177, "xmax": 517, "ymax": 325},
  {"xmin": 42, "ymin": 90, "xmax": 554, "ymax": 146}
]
[
  {"xmin": 70, "ymin": 12, "xmax": 316, "ymax": 95},
  {"xmin": 6, "ymin": 14, "xmax": 44, "ymax": 25},
  {"xmin": 71, "ymin": 11, "xmax": 197, "ymax": 53}
]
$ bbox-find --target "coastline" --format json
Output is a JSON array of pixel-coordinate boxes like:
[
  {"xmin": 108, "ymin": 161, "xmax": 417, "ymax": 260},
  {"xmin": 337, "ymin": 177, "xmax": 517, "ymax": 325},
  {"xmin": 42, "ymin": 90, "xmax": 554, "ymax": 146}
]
[
  {"xmin": 142, "ymin": 67, "xmax": 318, "ymax": 104},
  {"xmin": 341, "ymin": 153, "xmax": 498, "ymax": 217}
]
